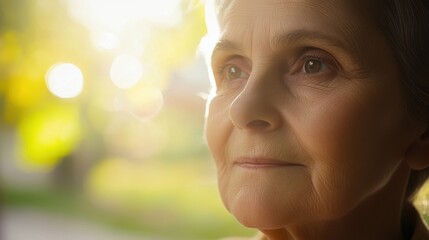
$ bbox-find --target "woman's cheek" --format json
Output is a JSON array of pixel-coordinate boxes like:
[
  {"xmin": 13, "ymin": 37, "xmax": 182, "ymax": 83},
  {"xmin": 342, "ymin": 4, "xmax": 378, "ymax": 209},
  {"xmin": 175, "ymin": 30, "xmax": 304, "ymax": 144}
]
[
  {"xmin": 295, "ymin": 86, "xmax": 395, "ymax": 199},
  {"xmin": 205, "ymin": 95, "xmax": 234, "ymax": 166}
]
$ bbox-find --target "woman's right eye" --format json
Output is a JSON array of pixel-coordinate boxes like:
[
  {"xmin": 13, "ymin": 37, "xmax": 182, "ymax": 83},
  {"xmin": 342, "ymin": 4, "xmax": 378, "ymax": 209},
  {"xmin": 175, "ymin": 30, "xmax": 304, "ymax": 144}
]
[{"xmin": 223, "ymin": 64, "xmax": 249, "ymax": 81}]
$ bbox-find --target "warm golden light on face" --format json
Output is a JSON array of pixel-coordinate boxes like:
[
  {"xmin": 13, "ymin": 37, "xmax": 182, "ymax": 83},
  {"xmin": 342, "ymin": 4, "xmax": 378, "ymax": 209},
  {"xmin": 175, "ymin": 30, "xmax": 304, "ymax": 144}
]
[{"xmin": 45, "ymin": 63, "xmax": 84, "ymax": 99}]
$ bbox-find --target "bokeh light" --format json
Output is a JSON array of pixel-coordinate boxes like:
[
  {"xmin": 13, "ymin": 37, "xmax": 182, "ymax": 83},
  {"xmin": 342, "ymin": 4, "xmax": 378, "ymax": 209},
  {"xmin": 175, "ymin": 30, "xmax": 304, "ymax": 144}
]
[
  {"xmin": 45, "ymin": 63, "xmax": 84, "ymax": 99},
  {"xmin": 124, "ymin": 86, "xmax": 164, "ymax": 120},
  {"xmin": 110, "ymin": 54, "xmax": 143, "ymax": 89},
  {"xmin": 104, "ymin": 119, "xmax": 167, "ymax": 159}
]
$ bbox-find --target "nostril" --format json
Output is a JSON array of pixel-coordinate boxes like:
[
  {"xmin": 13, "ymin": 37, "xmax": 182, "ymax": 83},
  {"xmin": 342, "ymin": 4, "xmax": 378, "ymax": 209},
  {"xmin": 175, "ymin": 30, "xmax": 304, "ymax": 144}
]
[
  {"xmin": 247, "ymin": 120, "xmax": 271, "ymax": 129},
  {"xmin": 228, "ymin": 89, "xmax": 282, "ymax": 131}
]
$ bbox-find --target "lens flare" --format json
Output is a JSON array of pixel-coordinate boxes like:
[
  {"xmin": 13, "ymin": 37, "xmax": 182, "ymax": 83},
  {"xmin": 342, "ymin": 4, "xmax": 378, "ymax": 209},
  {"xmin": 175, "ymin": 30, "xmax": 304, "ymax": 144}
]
[
  {"xmin": 45, "ymin": 63, "xmax": 84, "ymax": 98},
  {"xmin": 124, "ymin": 86, "xmax": 164, "ymax": 120},
  {"xmin": 110, "ymin": 54, "xmax": 143, "ymax": 89}
]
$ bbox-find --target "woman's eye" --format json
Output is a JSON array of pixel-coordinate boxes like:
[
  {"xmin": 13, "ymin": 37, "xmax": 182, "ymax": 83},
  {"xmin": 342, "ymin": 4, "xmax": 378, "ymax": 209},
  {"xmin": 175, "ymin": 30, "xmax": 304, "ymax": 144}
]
[
  {"xmin": 303, "ymin": 59, "xmax": 327, "ymax": 74},
  {"xmin": 290, "ymin": 52, "xmax": 339, "ymax": 83},
  {"xmin": 224, "ymin": 65, "xmax": 249, "ymax": 80}
]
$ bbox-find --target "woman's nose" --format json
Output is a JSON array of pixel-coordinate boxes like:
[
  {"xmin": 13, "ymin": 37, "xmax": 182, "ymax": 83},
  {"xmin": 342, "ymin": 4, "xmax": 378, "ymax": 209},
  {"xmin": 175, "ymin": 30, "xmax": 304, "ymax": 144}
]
[{"xmin": 229, "ymin": 80, "xmax": 282, "ymax": 131}]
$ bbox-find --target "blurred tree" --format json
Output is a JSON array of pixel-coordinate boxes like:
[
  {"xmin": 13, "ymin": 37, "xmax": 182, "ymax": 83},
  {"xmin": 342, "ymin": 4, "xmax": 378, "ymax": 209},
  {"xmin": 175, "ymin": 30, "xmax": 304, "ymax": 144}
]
[
  {"xmin": 0, "ymin": 0, "xmax": 207, "ymax": 181},
  {"xmin": 0, "ymin": 1, "xmax": 258, "ymax": 239}
]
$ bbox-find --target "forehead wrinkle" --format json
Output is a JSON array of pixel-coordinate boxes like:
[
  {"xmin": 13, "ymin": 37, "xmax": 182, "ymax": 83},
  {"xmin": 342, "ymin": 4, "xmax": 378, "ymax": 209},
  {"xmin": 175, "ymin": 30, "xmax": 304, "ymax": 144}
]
[
  {"xmin": 211, "ymin": 20, "xmax": 255, "ymax": 62},
  {"xmin": 281, "ymin": 0, "xmax": 374, "ymax": 57},
  {"xmin": 213, "ymin": 0, "xmax": 372, "ymax": 68},
  {"xmin": 269, "ymin": 1, "xmax": 363, "ymax": 54},
  {"xmin": 271, "ymin": 30, "xmax": 342, "ymax": 48},
  {"xmin": 218, "ymin": 0, "xmax": 250, "ymax": 29}
]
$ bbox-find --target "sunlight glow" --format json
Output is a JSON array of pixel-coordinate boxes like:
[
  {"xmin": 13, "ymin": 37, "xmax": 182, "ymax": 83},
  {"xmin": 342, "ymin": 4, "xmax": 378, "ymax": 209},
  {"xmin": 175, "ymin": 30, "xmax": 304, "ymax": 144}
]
[
  {"xmin": 91, "ymin": 31, "xmax": 120, "ymax": 50},
  {"xmin": 110, "ymin": 54, "xmax": 143, "ymax": 89},
  {"xmin": 68, "ymin": 0, "xmax": 183, "ymax": 34},
  {"xmin": 45, "ymin": 63, "xmax": 84, "ymax": 99}
]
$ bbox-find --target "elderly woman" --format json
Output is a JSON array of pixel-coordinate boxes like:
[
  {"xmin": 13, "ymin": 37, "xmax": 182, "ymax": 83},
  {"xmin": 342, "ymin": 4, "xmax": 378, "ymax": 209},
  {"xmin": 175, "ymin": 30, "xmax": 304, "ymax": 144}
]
[{"xmin": 203, "ymin": 0, "xmax": 429, "ymax": 239}]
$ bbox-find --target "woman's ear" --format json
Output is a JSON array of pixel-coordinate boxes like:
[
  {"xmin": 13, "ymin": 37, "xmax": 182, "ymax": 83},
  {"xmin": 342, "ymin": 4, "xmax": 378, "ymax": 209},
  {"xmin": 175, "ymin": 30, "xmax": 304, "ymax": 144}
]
[{"xmin": 406, "ymin": 125, "xmax": 429, "ymax": 170}]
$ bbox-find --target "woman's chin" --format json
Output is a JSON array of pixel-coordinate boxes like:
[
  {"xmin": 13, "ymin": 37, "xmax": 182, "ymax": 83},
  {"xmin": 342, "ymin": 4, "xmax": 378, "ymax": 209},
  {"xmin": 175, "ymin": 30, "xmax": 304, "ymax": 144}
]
[
  {"xmin": 227, "ymin": 194, "xmax": 295, "ymax": 229},
  {"xmin": 232, "ymin": 206, "xmax": 290, "ymax": 229}
]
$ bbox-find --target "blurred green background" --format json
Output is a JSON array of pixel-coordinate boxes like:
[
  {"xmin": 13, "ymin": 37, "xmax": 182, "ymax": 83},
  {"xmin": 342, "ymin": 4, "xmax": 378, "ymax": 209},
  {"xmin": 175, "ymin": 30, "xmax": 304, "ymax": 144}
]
[
  {"xmin": 1, "ymin": 1, "xmax": 428, "ymax": 240},
  {"xmin": 0, "ymin": 0, "xmax": 256, "ymax": 239}
]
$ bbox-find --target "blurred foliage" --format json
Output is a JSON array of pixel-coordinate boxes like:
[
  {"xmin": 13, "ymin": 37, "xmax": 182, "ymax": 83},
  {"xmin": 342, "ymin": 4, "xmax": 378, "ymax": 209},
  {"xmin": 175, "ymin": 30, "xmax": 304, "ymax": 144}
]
[
  {"xmin": 415, "ymin": 181, "xmax": 429, "ymax": 224},
  {"xmin": 0, "ymin": 0, "xmax": 256, "ymax": 239},
  {"xmin": 17, "ymin": 103, "xmax": 82, "ymax": 171}
]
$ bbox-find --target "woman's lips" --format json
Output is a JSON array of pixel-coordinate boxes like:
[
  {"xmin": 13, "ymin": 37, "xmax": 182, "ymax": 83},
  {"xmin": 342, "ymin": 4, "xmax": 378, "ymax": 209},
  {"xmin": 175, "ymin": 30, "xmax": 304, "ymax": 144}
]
[{"xmin": 234, "ymin": 158, "xmax": 302, "ymax": 169}]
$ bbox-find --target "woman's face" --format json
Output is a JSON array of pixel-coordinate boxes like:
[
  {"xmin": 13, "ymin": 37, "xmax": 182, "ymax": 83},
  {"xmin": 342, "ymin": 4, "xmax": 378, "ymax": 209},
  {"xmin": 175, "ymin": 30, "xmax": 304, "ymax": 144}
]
[{"xmin": 205, "ymin": 0, "xmax": 422, "ymax": 229}]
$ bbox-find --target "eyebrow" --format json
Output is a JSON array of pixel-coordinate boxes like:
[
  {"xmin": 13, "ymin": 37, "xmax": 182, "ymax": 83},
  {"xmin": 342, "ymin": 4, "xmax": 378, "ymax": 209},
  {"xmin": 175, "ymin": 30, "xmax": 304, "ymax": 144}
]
[
  {"xmin": 272, "ymin": 30, "xmax": 353, "ymax": 50},
  {"xmin": 211, "ymin": 29, "xmax": 359, "ymax": 62},
  {"xmin": 211, "ymin": 39, "xmax": 242, "ymax": 63}
]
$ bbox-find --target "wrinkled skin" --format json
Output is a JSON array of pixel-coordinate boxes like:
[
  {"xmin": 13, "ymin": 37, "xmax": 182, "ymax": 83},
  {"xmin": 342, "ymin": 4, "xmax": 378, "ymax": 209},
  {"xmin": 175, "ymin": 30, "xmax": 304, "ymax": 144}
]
[{"xmin": 204, "ymin": 0, "xmax": 428, "ymax": 239}]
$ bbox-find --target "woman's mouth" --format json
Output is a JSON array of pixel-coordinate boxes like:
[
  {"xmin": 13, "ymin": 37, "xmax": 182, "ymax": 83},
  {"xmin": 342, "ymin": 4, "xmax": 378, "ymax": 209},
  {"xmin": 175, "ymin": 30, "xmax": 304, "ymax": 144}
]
[{"xmin": 234, "ymin": 158, "xmax": 302, "ymax": 169}]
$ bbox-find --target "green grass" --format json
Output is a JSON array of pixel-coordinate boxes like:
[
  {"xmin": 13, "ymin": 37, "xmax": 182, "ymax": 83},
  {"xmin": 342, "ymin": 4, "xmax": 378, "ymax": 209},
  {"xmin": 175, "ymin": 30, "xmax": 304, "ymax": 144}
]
[{"xmin": 2, "ymin": 186, "xmax": 255, "ymax": 240}]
